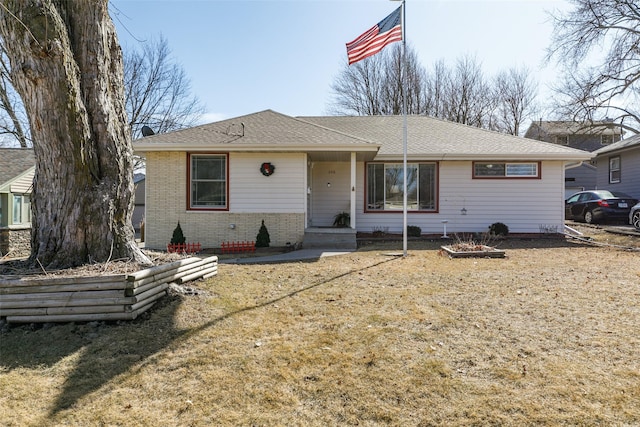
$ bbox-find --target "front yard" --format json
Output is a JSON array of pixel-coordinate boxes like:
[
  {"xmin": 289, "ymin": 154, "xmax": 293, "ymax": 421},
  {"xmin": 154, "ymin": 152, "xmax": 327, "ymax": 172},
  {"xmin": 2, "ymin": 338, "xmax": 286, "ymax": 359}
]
[{"xmin": 1, "ymin": 228, "xmax": 639, "ymax": 426}]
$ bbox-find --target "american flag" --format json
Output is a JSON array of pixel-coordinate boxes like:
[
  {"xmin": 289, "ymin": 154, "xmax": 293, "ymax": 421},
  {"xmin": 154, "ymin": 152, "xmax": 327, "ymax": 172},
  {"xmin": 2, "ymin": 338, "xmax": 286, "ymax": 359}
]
[{"xmin": 346, "ymin": 6, "xmax": 403, "ymax": 65}]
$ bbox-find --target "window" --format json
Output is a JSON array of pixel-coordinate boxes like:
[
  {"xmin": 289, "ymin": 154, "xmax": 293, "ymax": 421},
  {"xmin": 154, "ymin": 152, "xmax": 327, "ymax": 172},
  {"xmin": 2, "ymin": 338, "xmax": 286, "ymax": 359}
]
[
  {"xmin": 601, "ymin": 134, "xmax": 614, "ymax": 145},
  {"xmin": 189, "ymin": 154, "xmax": 228, "ymax": 209},
  {"xmin": 12, "ymin": 194, "xmax": 31, "ymax": 224},
  {"xmin": 609, "ymin": 156, "xmax": 621, "ymax": 183},
  {"xmin": 473, "ymin": 162, "xmax": 540, "ymax": 178},
  {"xmin": 366, "ymin": 162, "xmax": 437, "ymax": 211},
  {"xmin": 554, "ymin": 135, "xmax": 569, "ymax": 145}
]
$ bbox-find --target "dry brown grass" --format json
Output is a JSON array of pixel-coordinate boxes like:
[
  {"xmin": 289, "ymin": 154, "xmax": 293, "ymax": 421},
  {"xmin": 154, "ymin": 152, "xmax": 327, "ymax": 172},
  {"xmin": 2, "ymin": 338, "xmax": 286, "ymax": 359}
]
[{"xmin": 1, "ymin": 226, "xmax": 640, "ymax": 426}]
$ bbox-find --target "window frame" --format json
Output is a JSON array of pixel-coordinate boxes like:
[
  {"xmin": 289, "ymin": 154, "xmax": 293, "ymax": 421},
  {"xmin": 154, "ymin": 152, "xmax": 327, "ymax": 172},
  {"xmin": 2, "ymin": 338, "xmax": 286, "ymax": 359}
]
[
  {"xmin": 187, "ymin": 153, "xmax": 229, "ymax": 211},
  {"xmin": 554, "ymin": 135, "xmax": 569, "ymax": 145},
  {"xmin": 601, "ymin": 134, "xmax": 614, "ymax": 145},
  {"xmin": 364, "ymin": 161, "xmax": 439, "ymax": 213},
  {"xmin": 472, "ymin": 161, "xmax": 541, "ymax": 179},
  {"xmin": 609, "ymin": 156, "xmax": 621, "ymax": 184},
  {"xmin": 11, "ymin": 193, "xmax": 31, "ymax": 225}
]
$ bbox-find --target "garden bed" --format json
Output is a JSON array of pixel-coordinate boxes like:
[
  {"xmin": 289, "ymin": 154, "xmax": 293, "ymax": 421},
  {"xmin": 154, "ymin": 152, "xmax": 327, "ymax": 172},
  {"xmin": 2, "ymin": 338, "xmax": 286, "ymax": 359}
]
[
  {"xmin": 440, "ymin": 244, "xmax": 505, "ymax": 258},
  {"xmin": 0, "ymin": 256, "xmax": 218, "ymax": 323}
]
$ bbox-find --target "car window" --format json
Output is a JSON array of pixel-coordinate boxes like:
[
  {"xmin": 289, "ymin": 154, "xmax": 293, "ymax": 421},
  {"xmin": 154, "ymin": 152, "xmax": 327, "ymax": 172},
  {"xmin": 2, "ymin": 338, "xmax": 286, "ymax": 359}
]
[
  {"xmin": 578, "ymin": 193, "xmax": 592, "ymax": 202},
  {"xmin": 611, "ymin": 191, "xmax": 632, "ymax": 199},
  {"xmin": 566, "ymin": 194, "xmax": 580, "ymax": 203}
]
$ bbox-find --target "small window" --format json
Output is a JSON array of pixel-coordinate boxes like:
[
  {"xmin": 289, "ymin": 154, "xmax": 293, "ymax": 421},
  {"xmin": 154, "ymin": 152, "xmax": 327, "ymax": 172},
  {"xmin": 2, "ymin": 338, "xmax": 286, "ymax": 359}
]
[
  {"xmin": 601, "ymin": 134, "xmax": 614, "ymax": 145},
  {"xmin": 11, "ymin": 194, "xmax": 31, "ymax": 224},
  {"xmin": 609, "ymin": 156, "xmax": 621, "ymax": 183},
  {"xmin": 554, "ymin": 135, "xmax": 569, "ymax": 145},
  {"xmin": 189, "ymin": 154, "xmax": 228, "ymax": 210},
  {"xmin": 473, "ymin": 162, "xmax": 539, "ymax": 178}
]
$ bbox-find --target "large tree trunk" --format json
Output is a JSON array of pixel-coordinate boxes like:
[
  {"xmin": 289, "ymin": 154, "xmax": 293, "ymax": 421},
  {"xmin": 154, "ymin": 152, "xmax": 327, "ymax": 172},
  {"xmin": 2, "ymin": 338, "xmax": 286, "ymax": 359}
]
[{"xmin": 0, "ymin": 0, "xmax": 149, "ymax": 268}]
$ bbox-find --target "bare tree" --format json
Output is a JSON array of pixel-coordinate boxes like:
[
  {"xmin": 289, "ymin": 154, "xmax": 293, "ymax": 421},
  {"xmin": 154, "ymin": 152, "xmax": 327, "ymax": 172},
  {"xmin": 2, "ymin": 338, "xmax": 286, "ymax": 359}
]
[
  {"xmin": 546, "ymin": 0, "xmax": 640, "ymax": 134},
  {"xmin": 329, "ymin": 44, "xmax": 427, "ymax": 116},
  {"xmin": 444, "ymin": 55, "xmax": 493, "ymax": 128},
  {"xmin": 0, "ymin": 44, "xmax": 29, "ymax": 147},
  {"xmin": 0, "ymin": 0, "xmax": 149, "ymax": 268},
  {"xmin": 331, "ymin": 50, "xmax": 538, "ymax": 136},
  {"xmin": 424, "ymin": 59, "xmax": 448, "ymax": 119},
  {"xmin": 123, "ymin": 35, "xmax": 204, "ymax": 138},
  {"xmin": 492, "ymin": 66, "xmax": 538, "ymax": 136}
]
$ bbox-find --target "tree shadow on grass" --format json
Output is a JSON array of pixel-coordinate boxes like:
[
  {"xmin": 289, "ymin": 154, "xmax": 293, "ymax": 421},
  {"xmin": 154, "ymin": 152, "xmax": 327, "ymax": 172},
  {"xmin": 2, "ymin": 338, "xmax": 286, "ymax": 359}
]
[{"xmin": 0, "ymin": 256, "xmax": 398, "ymax": 423}]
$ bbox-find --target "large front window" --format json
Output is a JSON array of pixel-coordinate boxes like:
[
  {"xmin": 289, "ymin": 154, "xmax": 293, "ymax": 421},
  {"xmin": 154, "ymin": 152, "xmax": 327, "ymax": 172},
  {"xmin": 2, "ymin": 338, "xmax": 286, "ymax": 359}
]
[
  {"xmin": 366, "ymin": 162, "xmax": 437, "ymax": 211},
  {"xmin": 189, "ymin": 154, "xmax": 227, "ymax": 209}
]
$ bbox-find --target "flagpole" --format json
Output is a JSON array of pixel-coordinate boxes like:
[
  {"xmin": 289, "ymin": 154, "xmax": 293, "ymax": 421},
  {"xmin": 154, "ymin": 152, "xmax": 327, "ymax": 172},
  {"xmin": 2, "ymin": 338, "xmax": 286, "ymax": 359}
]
[{"xmin": 399, "ymin": 0, "xmax": 408, "ymax": 257}]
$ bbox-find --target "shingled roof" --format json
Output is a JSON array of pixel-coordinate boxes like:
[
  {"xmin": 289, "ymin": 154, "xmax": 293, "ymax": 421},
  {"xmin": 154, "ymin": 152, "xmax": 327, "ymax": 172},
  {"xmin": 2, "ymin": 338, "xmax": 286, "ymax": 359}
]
[
  {"xmin": 134, "ymin": 110, "xmax": 592, "ymax": 162},
  {"xmin": 301, "ymin": 115, "xmax": 591, "ymax": 161},
  {"xmin": 594, "ymin": 133, "xmax": 640, "ymax": 156},
  {"xmin": 134, "ymin": 109, "xmax": 378, "ymax": 152},
  {"xmin": 524, "ymin": 120, "xmax": 623, "ymax": 139},
  {"xmin": 0, "ymin": 148, "xmax": 35, "ymax": 186}
]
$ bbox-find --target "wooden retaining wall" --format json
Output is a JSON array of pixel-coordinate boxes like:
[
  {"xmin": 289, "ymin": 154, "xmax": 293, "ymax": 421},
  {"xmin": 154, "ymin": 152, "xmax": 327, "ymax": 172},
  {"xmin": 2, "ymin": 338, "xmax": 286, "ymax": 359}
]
[{"xmin": 0, "ymin": 256, "xmax": 218, "ymax": 324}]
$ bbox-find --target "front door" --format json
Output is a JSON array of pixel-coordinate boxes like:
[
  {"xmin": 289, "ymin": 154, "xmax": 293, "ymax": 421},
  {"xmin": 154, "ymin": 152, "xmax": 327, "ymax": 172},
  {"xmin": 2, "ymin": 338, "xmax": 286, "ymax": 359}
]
[{"xmin": 310, "ymin": 161, "xmax": 351, "ymax": 227}]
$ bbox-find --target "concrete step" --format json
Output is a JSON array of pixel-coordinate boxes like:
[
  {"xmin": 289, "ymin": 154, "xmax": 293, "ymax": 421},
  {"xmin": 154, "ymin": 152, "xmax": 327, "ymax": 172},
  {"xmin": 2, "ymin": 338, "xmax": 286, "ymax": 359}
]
[{"xmin": 303, "ymin": 228, "xmax": 357, "ymax": 250}]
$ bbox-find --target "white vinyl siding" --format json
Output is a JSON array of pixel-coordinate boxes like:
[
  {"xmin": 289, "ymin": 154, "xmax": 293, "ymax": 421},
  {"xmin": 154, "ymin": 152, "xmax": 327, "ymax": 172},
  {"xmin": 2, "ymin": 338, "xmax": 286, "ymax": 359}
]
[
  {"xmin": 230, "ymin": 153, "xmax": 306, "ymax": 213},
  {"xmin": 355, "ymin": 160, "xmax": 565, "ymax": 234}
]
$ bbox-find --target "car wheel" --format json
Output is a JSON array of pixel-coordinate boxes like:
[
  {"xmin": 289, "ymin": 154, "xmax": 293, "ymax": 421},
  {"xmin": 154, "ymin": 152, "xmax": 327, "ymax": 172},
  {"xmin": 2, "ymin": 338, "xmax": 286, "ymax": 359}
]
[
  {"xmin": 632, "ymin": 211, "xmax": 640, "ymax": 230},
  {"xmin": 584, "ymin": 210, "xmax": 595, "ymax": 224}
]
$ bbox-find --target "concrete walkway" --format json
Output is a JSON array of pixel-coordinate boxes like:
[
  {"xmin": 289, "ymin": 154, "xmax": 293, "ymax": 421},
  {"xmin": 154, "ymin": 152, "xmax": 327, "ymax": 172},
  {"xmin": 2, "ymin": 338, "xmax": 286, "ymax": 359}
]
[{"xmin": 218, "ymin": 248, "xmax": 355, "ymax": 264}]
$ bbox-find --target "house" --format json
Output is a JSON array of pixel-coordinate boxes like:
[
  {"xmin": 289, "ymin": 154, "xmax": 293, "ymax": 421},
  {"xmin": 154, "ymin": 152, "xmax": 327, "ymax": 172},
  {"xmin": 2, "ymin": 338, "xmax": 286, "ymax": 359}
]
[
  {"xmin": 133, "ymin": 110, "xmax": 592, "ymax": 250},
  {"xmin": 0, "ymin": 148, "xmax": 34, "ymax": 257},
  {"xmin": 133, "ymin": 173, "xmax": 145, "ymax": 237},
  {"xmin": 592, "ymin": 134, "xmax": 640, "ymax": 200},
  {"xmin": 524, "ymin": 120, "xmax": 623, "ymax": 197}
]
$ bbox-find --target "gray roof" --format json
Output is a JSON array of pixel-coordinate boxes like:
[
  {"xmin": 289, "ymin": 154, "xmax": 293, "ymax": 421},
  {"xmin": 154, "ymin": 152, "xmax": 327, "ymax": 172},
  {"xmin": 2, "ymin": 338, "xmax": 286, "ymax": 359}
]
[
  {"xmin": 0, "ymin": 148, "xmax": 35, "ymax": 186},
  {"xmin": 301, "ymin": 115, "xmax": 590, "ymax": 161},
  {"xmin": 134, "ymin": 109, "xmax": 378, "ymax": 152},
  {"xmin": 134, "ymin": 110, "xmax": 592, "ymax": 161},
  {"xmin": 524, "ymin": 120, "xmax": 623, "ymax": 138},
  {"xmin": 593, "ymin": 133, "xmax": 640, "ymax": 156}
]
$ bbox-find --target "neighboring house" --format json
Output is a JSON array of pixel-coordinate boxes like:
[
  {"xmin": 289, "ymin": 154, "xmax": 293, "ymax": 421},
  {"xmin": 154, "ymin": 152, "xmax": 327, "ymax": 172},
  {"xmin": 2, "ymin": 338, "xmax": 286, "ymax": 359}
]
[
  {"xmin": 133, "ymin": 173, "xmax": 145, "ymax": 235},
  {"xmin": 593, "ymin": 134, "xmax": 640, "ymax": 200},
  {"xmin": 524, "ymin": 120, "xmax": 623, "ymax": 198},
  {"xmin": 133, "ymin": 110, "xmax": 592, "ymax": 251},
  {"xmin": 0, "ymin": 148, "xmax": 35, "ymax": 257}
]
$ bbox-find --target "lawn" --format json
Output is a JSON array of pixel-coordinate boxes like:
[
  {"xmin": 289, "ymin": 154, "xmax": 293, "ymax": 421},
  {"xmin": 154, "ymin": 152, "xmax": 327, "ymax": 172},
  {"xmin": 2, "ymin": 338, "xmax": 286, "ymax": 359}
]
[{"xmin": 1, "ymin": 228, "xmax": 640, "ymax": 426}]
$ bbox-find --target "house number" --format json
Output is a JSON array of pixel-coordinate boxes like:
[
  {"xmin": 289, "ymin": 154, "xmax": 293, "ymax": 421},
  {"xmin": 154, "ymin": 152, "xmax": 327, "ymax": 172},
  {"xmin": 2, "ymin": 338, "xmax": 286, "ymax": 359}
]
[{"xmin": 328, "ymin": 170, "xmax": 336, "ymax": 174}]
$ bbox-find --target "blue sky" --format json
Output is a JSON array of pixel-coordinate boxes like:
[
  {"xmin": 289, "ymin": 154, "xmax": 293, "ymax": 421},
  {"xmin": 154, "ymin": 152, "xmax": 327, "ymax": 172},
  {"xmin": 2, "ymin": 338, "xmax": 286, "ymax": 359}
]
[{"xmin": 110, "ymin": 0, "xmax": 569, "ymax": 124}]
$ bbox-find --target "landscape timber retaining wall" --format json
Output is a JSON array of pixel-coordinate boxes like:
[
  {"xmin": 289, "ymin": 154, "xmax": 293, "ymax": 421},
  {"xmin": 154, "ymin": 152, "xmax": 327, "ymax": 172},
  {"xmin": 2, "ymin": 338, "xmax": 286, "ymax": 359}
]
[{"xmin": 0, "ymin": 256, "xmax": 217, "ymax": 324}]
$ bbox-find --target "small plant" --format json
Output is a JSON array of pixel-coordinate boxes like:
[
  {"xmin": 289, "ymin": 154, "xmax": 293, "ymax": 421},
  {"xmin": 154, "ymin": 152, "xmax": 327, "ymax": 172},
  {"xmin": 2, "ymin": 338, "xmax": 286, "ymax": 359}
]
[
  {"xmin": 407, "ymin": 225, "xmax": 422, "ymax": 237},
  {"xmin": 333, "ymin": 211, "xmax": 350, "ymax": 228},
  {"xmin": 256, "ymin": 220, "xmax": 271, "ymax": 248},
  {"xmin": 488, "ymin": 222, "xmax": 509, "ymax": 236},
  {"xmin": 170, "ymin": 222, "xmax": 186, "ymax": 245},
  {"xmin": 372, "ymin": 226, "xmax": 388, "ymax": 237},
  {"xmin": 448, "ymin": 232, "xmax": 496, "ymax": 252}
]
